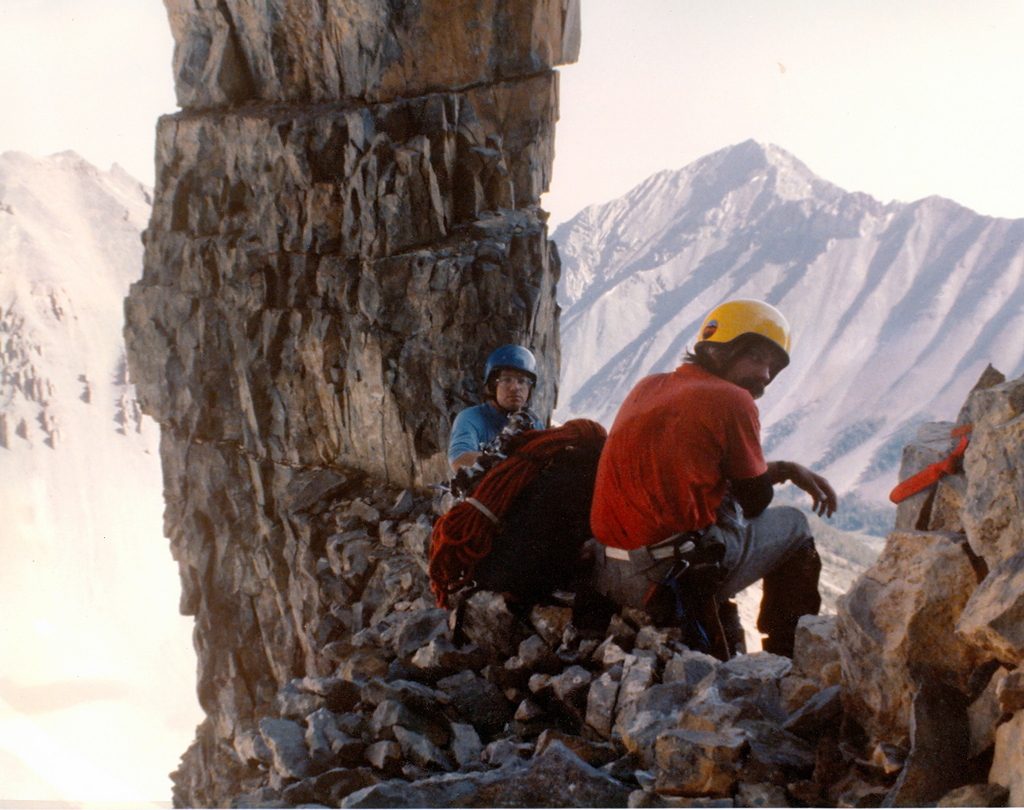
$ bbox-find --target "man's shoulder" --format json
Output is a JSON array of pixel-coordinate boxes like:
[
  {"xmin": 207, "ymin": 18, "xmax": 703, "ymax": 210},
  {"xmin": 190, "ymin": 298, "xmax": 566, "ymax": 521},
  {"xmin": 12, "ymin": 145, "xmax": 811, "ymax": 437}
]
[
  {"xmin": 455, "ymin": 402, "xmax": 493, "ymax": 419},
  {"xmin": 672, "ymin": 364, "xmax": 755, "ymax": 404}
]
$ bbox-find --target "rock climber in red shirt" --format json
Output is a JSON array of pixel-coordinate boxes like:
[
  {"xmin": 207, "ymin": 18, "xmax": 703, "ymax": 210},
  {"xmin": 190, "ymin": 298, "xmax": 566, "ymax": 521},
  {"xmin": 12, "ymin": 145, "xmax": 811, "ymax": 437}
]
[{"xmin": 588, "ymin": 299, "xmax": 837, "ymax": 658}]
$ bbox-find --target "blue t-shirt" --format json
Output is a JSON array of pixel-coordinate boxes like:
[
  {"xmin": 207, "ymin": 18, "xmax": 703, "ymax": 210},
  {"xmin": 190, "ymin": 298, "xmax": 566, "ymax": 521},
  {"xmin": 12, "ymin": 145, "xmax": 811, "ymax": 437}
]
[{"xmin": 447, "ymin": 402, "xmax": 543, "ymax": 465}]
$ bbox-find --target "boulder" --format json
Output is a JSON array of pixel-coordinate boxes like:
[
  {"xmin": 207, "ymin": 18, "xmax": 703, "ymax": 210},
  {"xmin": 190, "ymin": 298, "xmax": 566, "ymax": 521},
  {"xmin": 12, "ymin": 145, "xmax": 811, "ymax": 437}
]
[
  {"xmin": 837, "ymin": 530, "xmax": 980, "ymax": 747},
  {"xmin": 259, "ymin": 717, "xmax": 312, "ymax": 780},
  {"xmin": 653, "ymin": 727, "xmax": 747, "ymax": 798},
  {"xmin": 957, "ymin": 548, "xmax": 1024, "ymax": 665},
  {"xmin": 960, "ymin": 377, "xmax": 1024, "ymax": 567},
  {"xmin": 989, "ymin": 710, "xmax": 1024, "ymax": 805}
]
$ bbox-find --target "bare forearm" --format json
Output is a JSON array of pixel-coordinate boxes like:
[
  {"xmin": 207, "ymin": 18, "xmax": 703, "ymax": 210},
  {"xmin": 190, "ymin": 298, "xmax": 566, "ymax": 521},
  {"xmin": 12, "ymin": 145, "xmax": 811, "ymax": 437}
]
[{"xmin": 766, "ymin": 460, "xmax": 838, "ymax": 517}]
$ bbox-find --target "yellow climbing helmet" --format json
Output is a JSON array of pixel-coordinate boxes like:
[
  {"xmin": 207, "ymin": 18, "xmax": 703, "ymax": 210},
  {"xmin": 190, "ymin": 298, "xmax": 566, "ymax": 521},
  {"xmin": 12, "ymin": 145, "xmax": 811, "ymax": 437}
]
[{"xmin": 696, "ymin": 299, "xmax": 792, "ymax": 361}]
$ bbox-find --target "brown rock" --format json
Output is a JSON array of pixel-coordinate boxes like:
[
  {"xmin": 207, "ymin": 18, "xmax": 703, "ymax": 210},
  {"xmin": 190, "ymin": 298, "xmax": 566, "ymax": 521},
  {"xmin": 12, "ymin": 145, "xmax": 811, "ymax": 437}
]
[
  {"xmin": 837, "ymin": 530, "xmax": 981, "ymax": 747},
  {"xmin": 960, "ymin": 377, "xmax": 1024, "ymax": 567},
  {"xmin": 165, "ymin": 0, "xmax": 581, "ymax": 107},
  {"xmin": 958, "ymin": 548, "xmax": 1024, "ymax": 665},
  {"xmin": 989, "ymin": 710, "xmax": 1024, "ymax": 805},
  {"xmin": 968, "ymin": 666, "xmax": 1010, "ymax": 757},
  {"xmin": 996, "ymin": 667, "xmax": 1024, "ymax": 714},
  {"xmin": 893, "ymin": 421, "xmax": 956, "ymax": 532},
  {"xmin": 937, "ymin": 781, "xmax": 1009, "ymax": 807},
  {"xmin": 791, "ymin": 614, "xmax": 839, "ymax": 684},
  {"xmin": 654, "ymin": 727, "xmax": 748, "ymax": 798}
]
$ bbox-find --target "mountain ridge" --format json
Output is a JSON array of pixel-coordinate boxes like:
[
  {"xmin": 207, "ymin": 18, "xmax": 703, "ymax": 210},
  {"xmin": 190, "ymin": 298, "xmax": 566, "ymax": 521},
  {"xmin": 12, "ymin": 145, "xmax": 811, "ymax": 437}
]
[
  {"xmin": 0, "ymin": 151, "xmax": 199, "ymax": 803},
  {"xmin": 553, "ymin": 140, "xmax": 1024, "ymax": 524}
]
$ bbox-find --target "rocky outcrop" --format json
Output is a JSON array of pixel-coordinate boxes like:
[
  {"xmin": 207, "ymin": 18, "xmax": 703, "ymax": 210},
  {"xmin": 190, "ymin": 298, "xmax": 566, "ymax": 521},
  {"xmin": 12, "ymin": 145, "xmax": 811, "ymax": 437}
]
[
  {"xmin": 179, "ymin": 369, "xmax": 1018, "ymax": 808},
  {"xmin": 124, "ymin": 2, "xmax": 577, "ymax": 805},
  {"xmin": 836, "ymin": 368, "xmax": 1024, "ymax": 806}
]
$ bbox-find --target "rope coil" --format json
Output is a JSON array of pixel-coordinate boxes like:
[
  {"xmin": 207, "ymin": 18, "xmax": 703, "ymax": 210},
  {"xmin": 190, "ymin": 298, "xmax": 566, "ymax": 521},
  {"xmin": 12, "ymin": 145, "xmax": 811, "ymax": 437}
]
[{"xmin": 428, "ymin": 418, "xmax": 607, "ymax": 607}]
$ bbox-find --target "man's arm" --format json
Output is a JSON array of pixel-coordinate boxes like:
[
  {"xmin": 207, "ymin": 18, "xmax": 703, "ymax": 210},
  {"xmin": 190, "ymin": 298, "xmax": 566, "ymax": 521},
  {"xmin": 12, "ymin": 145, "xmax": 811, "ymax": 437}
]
[
  {"xmin": 731, "ymin": 461, "xmax": 838, "ymax": 519},
  {"xmin": 450, "ymin": 451, "xmax": 482, "ymax": 472},
  {"xmin": 766, "ymin": 460, "xmax": 838, "ymax": 517}
]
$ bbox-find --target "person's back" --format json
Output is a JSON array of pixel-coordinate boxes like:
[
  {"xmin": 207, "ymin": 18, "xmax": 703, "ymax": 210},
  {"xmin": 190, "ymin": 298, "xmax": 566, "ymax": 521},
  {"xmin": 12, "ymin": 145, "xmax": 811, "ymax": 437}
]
[
  {"xmin": 587, "ymin": 299, "xmax": 838, "ymax": 658},
  {"xmin": 591, "ymin": 364, "xmax": 765, "ymax": 550}
]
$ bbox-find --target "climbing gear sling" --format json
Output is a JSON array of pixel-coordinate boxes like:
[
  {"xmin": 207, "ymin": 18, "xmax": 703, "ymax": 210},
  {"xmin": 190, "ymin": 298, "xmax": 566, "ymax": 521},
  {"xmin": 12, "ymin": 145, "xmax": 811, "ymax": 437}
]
[{"xmin": 889, "ymin": 424, "xmax": 972, "ymax": 504}]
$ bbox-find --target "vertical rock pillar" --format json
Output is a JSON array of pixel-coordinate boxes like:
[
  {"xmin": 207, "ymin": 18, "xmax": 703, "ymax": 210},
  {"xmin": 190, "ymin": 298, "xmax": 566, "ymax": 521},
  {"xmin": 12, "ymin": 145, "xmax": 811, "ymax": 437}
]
[{"xmin": 124, "ymin": 1, "xmax": 579, "ymax": 804}]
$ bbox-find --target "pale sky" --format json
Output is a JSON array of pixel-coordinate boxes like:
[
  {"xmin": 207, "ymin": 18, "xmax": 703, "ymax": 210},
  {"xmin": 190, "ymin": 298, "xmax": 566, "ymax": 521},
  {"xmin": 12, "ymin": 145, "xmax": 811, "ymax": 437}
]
[{"xmin": 2, "ymin": 1, "xmax": 1024, "ymax": 226}]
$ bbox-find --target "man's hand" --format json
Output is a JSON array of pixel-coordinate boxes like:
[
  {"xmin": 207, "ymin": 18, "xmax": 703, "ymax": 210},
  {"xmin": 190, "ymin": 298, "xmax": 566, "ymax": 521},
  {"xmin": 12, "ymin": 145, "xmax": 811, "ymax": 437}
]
[
  {"xmin": 450, "ymin": 451, "xmax": 482, "ymax": 473},
  {"xmin": 767, "ymin": 461, "xmax": 838, "ymax": 517}
]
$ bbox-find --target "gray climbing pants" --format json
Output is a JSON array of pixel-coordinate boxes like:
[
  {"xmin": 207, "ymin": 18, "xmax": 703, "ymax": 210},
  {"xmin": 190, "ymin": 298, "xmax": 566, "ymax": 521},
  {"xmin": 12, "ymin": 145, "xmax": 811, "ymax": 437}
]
[{"xmin": 588, "ymin": 505, "xmax": 820, "ymax": 656}]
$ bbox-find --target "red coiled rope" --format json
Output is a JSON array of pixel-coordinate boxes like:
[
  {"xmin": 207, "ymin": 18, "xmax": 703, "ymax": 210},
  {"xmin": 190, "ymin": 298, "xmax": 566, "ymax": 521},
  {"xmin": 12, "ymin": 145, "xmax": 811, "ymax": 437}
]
[{"xmin": 429, "ymin": 418, "xmax": 607, "ymax": 608}]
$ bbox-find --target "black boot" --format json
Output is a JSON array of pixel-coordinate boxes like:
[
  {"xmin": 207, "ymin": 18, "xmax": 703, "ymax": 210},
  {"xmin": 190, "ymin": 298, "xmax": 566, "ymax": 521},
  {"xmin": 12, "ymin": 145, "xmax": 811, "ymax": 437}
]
[{"xmin": 757, "ymin": 537, "xmax": 821, "ymax": 657}]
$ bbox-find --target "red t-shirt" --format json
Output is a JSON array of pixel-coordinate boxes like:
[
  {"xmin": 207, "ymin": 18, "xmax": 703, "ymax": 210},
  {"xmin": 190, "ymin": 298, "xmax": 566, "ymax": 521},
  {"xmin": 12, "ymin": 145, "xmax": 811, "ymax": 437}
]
[{"xmin": 590, "ymin": 364, "xmax": 767, "ymax": 550}]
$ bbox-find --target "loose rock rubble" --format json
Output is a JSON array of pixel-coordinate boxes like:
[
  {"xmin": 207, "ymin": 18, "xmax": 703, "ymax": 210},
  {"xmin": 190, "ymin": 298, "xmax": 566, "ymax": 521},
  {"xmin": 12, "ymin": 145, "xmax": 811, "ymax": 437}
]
[{"xmin": 207, "ymin": 480, "xmax": 850, "ymax": 809}]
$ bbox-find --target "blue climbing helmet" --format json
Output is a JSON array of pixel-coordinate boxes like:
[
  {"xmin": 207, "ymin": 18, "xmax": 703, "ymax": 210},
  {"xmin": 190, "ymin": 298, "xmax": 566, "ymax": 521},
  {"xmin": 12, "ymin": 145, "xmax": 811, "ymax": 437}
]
[{"xmin": 483, "ymin": 344, "xmax": 537, "ymax": 385}]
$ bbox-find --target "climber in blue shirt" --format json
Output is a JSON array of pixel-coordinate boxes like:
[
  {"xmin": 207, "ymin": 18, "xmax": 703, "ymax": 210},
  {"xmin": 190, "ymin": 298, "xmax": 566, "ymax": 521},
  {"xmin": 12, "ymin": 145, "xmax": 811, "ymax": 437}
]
[{"xmin": 448, "ymin": 344, "xmax": 545, "ymax": 471}]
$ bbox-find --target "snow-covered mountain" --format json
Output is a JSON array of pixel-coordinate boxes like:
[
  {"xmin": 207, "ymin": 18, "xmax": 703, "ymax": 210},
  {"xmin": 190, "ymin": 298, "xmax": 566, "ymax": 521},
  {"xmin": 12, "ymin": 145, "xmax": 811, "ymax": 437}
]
[
  {"xmin": 0, "ymin": 151, "xmax": 200, "ymax": 803},
  {"xmin": 553, "ymin": 140, "xmax": 1024, "ymax": 531}
]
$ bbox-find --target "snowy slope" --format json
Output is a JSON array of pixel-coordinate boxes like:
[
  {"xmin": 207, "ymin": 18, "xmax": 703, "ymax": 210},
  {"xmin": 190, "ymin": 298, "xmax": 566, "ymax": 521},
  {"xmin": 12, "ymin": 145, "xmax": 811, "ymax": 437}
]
[
  {"xmin": 0, "ymin": 152, "xmax": 200, "ymax": 803},
  {"xmin": 554, "ymin": 140, "xmax": 1024, "ymax": 529}
]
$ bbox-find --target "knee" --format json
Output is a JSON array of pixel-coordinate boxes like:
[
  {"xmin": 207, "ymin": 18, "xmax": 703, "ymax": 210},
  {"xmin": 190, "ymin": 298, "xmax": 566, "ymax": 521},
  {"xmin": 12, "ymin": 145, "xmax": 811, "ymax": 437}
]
[{"xmin": 772, "ymin": 505, "xmax": 810, "ymax": 537}]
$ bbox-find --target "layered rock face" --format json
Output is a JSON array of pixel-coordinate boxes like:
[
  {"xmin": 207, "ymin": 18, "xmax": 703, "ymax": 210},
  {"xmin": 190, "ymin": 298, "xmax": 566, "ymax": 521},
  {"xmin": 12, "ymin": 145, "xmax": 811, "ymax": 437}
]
[{"xmin": 124, "ymin": 2, "xmax": 578, "ymax": 804}]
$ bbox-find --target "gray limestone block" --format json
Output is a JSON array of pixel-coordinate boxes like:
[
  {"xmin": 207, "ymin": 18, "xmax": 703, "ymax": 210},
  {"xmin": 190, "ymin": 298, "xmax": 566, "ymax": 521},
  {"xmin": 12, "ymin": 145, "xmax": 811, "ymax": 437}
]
[
  {"xmin": 343, "ymin": 740, "xmax": 630, "ymax": 808},
  {"xmin": 393, "ymin": 725, "xmax": 454, "ymax": 771},
  {"xmin": 740, "ymin": 720, "xmax": 815, "ymax": 775},
  {"xmin": 968, "ymin": 666, "xmax": 1010, "ymax": 758},
  {"xmin": 713, "ymin": 653, "xmax": 792, "ymax": 725},
  {"xmin": 958, "ymin": 548, "xmax": 1024, "ymax": 665},
  {"xmin": 364, "ymin": 739, "xmax": 402, "ymax": 775},
  {"xmin": 164, "ymin": 0, "xmax": 579, "ymax": 107},
  {"xmin": 389, "ymin": 607, "xmax": 450, "ymax": 659},
  {"xmin": 259, "ymin": 717, "xmax": 313, "ymax": 780},
  {"xmin": 837, "ymin": 530, "xmax": 981, "ymax": 747},
  {"xmin": 894, "ymin": 421, "xmax": 957, "ymax": 531},
  {"xmin": 399, "ymin": 514, "xmax": 433, "ymax": 559},
  {"xmin": 735, "ymin": 782, "xmax": 790, "ymax": 807},
  {"xmin": 962, "ymin": 410, "xmax": 1024, "ymax": 568},
  {"xmin": 882, "ymin": 679, "xmax": 971, "ymax": 808},
  {"xmin": 408, "ymin": 636, "xmax": 488, "ymax": 680},
  {"xmin": 617, "ymin": 681, "xmax": 698, "ymax": 769},
  {"xmin": 664, "ymin": 648, "xmax": 719, "ymax": 687},
  {"xmin": 782, "ymin": 684, "xmax": 843, "ymax": 740},
  {"xmin": 507, "ymin": 633, "xmax": 562, "ymax": 673},
  {"xmin": 535, "ymin": 729, "xmax": 619, "ymax": 767},
  {"xmin": 368, "ymin": 699, "xmax": 448, "ymax": 746},
  {"xmin": 309, "ymin": 767, "xmax": 379, "ymax": 807},
  {"xmin": 550, "ymin": 664, "xmax": 594, "ymax": 706},
  {"xmin": 449, "ymin": 722, "xmax": 483, "ymax": 770},
  {"xmin": 435, "ymin": 669, "xmax": 512, "ymax": 738},
  {"xmin": 585, "ymin": 669, "xmax": 621, "ymax": 740},
  {"xmin": 459, "ymin": 590, "xmax": 526, "ymax": 658}
]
